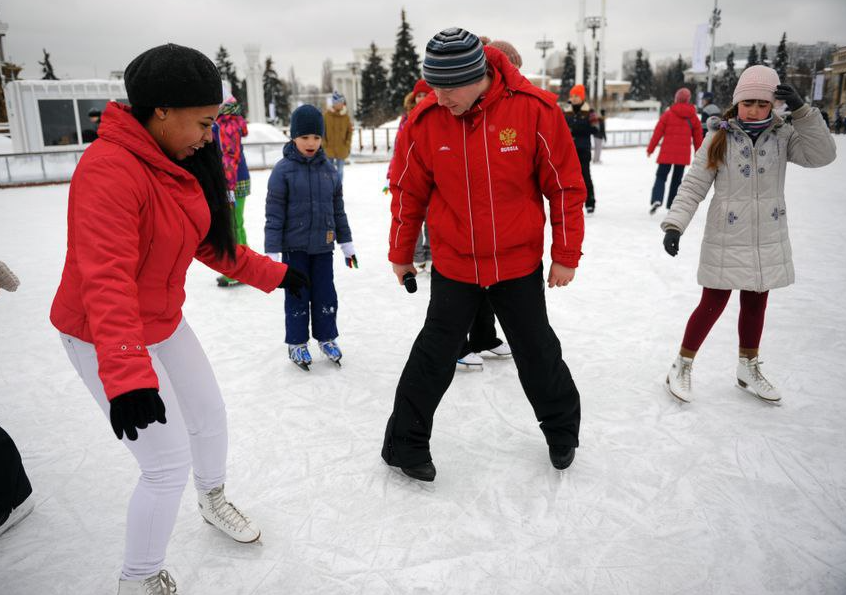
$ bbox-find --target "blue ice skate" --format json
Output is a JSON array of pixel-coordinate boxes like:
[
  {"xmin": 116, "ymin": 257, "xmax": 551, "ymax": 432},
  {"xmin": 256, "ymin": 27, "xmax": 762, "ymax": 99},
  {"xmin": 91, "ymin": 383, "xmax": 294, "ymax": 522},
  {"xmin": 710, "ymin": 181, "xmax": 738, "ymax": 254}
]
[
  {"xmin": 288, "ymin": 343, "xmax": 312, "ymax": 371},
  {"xmin": 318, "ymin": 340, "xmax": 342, "ymax": 367}
]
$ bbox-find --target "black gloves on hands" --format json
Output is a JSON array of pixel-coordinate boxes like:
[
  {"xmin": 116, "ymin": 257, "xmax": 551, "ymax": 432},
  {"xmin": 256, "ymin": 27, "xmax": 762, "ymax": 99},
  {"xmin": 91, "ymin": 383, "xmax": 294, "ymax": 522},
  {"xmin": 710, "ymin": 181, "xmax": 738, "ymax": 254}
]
[
  {"xmin": 774, "ymin": 84, "xmax": 803, "ymax": 112},
  {"xmin": 110, "ymin": 388, "xmax": 167, "ymax": 441},
  {"xmin": 278, "ymin": 266, "xmax": 310, "ymax": 298},
  {"xmin": 663, "ymin": 229, "xmax": 681, "ymax": 257}
]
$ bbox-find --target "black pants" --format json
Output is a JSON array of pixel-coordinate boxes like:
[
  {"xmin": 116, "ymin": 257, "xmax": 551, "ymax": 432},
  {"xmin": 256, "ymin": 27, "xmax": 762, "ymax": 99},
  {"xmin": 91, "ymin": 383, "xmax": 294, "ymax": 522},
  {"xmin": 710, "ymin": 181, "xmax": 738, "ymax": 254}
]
[
  {"xmin": 459, "ymin": 297, "xmax": 501, "ymax": 358},
  {"xmin": 650, "ymin": 163, "xmax": 685, "ymax": 209},
  {"xmin": 575, "ymin": 147, "xmax": 595, "ymax": 209},
  {"xmin": 382, "ymin": 265, "xmax": 581, "ymax": 467},
  {"xmin": 0, "ymin": 426, "xmax": 32, "ymax": 521}
]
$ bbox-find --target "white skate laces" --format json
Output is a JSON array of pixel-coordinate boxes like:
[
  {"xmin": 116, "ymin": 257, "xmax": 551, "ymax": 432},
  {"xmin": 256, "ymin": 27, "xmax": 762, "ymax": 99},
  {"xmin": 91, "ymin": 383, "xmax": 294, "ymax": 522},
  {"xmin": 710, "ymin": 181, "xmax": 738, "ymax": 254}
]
[
  {"xmin": 666, "ymin": 355, "xmax": 694, "ymax": 402},
  {"xmin": 198, "ymin": 485, "xmax": 261, "ymax": 543},
  {"xmin": 737, "ymin": 357, "xmax": 781, "ymax": 401},
  {"xmin": 117, "ymin": 569, "xmax": 177, "ymax": 595}
]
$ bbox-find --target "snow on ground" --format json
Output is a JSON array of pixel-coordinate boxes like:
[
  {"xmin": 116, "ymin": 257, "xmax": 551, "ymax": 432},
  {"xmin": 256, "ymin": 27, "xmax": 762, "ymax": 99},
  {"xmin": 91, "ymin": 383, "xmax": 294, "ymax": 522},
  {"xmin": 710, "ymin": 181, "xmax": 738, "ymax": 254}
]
[
  {"xmin": 245, "ymin": 123, "xmax": 289, "ymax": 144},
  {"xmin": 1, "ymin": 140, "xmax": 845, "ymax": 594}
]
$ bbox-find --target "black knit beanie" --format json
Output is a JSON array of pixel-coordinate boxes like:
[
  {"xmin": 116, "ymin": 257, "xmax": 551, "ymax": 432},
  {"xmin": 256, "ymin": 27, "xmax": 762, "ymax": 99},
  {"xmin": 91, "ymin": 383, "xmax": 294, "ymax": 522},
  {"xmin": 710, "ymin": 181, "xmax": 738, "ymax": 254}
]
[
  {"xmin": 422, "ymin": 28, "xmax": 487, "ymax": 89},
  {"xmin": 124, "ymin": 43, "xmax": 222, "ymax": 107},
  {"xmin": 290, "ymin": 105, "xmax": 324, "ymax": 138}
]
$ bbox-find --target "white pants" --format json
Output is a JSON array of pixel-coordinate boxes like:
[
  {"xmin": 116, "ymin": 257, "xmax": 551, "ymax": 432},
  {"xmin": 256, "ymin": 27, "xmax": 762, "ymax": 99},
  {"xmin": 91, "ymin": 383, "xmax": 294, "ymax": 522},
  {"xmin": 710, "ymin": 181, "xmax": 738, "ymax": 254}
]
[{"xmin": 61, "ymin": 318, "xmax": 228, "ymax": 580}]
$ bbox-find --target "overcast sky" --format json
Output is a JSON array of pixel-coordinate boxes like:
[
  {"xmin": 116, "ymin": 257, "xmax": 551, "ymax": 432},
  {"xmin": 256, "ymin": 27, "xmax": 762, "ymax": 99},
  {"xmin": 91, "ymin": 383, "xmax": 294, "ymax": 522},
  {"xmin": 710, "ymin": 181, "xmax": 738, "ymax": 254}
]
[{"xmin": 2, "ymin": 0, "xmax": 844, "ymax": 85}]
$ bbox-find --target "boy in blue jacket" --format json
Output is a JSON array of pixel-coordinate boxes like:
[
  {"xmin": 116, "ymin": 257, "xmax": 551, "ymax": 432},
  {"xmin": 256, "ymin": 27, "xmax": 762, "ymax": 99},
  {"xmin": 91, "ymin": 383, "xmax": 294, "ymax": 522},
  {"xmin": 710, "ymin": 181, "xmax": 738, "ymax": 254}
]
[{"xmin": 265, "ymin": 105, "xmax": 357, "ymax": 370}]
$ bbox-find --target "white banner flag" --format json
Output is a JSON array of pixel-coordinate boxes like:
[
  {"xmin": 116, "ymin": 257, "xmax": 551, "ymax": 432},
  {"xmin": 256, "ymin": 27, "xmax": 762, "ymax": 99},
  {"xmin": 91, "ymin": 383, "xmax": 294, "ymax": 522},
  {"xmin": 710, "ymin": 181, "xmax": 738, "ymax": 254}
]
[
  {"xmin": 813, "ymin": 74, "xmax": 825, "ymax": 101},
  {"xmin": 692, "ymin": 24, "xmax": 709, "ymax": 73}
]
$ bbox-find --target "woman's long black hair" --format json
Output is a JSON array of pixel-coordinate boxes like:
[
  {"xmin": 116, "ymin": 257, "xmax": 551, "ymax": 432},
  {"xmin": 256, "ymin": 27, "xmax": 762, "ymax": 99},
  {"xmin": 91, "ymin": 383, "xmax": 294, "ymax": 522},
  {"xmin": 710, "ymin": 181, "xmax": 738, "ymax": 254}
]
[{"xmin": 131, "ymin": 105, "xmax": 236, "ymax": 262}]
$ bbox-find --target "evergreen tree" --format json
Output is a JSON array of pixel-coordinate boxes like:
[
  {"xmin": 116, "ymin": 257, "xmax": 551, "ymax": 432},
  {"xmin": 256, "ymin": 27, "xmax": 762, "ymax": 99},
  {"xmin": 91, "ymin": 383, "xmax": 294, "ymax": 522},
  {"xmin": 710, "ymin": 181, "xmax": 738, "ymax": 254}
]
[
  {"xmin": 627, "ymin": 49, "xmax": 654, "ymax": 101},
  {"xmin": 357, "ymin": 42, "xmax": 391, "ymax": 127},
  {"xmin": 263, "ymin": 56, "xmax": 291, "ymax": 124},
  {"xmin": 759, "ymin": 44, "xmax": 769, "ymax": 66},
  {"xmin": 774, "ymin": 33, "xmax": 789, "ymax": 82},
  {"xmin": 321, "ymin": 59, "xmax": 334, "ymax": 94},
  {"xmin": 746, "ymin": 44, "xmax": 759, "ymax": 68},
  {"xmin": 717, "ymin": 51, "xmax": 738, "ymax": 107},
  {"xmin": 558, "ymin": 43, "xmax": 576, "ymax": 101},
  {"xmin": 39, "ymin": 49, "xmax": 58, "ymax": 80},
  {"xmin": 387, "ymin": 9, "xmax": 422, "ymax": 115},
  {"xmin": 215, "ymin": 46, "xmax": 240, "ymax": 98}
]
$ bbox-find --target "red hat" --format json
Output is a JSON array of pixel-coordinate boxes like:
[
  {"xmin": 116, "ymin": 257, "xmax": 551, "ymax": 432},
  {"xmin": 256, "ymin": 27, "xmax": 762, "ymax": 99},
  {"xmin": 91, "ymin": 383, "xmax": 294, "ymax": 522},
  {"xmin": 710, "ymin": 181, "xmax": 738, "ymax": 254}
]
[
  {"xmin": 569, "ymin": 84, "xmax": 585, "ymax": 100},
  {"xmin": 674, "ymin": 87, "xmax": 692, "ymax": 104},
  {"xmin": 412, "ymin": 79, "xmax": 432, "ymax": 97}
]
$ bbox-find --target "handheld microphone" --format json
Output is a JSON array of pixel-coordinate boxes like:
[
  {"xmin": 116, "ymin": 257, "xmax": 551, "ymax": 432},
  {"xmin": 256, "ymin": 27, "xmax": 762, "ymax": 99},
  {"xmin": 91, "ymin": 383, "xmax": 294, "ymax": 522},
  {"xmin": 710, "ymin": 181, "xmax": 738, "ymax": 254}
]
[{"xmin": 402, "ymin": 271, "xmax": 417, "ymax": 294}]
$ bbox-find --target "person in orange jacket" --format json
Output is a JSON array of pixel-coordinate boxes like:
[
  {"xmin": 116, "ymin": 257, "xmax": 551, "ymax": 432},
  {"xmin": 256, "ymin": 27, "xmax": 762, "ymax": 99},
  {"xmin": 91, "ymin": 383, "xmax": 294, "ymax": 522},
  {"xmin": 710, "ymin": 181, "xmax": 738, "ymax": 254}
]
[
  {"xmin": 381, "ymin": 29, "xmax": 586, "ymax": 482},
  {"xmin": 49, "ymin": 44, "xmax": 308, "ymax": 594}
]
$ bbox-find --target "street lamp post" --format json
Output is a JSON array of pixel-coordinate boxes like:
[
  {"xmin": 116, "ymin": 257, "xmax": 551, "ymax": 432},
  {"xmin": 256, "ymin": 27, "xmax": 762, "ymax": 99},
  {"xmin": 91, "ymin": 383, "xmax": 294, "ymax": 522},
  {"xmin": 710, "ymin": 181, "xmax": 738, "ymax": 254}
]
[
  {"xmin": 0, "ymin": 20, "xmax": 8, "ymax": 86},
  {"xmin": 707, "ymin": 0, "xmax": 721, "ymax": 93},
  {"xmin": 535, "ymin": 36, "xmax": 554, "ymax": 90},
  {"xmin": 584, "ymin": 16, "xmax": 603, "ymax": 104}
]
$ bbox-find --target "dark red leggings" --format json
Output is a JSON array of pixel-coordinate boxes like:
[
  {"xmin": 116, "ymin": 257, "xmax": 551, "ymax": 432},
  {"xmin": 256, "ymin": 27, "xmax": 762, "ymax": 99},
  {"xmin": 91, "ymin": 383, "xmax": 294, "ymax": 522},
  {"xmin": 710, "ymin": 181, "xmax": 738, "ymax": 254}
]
[{"xmin": 681, "ymin": 288, "xmax": 769, "ymax": 352}]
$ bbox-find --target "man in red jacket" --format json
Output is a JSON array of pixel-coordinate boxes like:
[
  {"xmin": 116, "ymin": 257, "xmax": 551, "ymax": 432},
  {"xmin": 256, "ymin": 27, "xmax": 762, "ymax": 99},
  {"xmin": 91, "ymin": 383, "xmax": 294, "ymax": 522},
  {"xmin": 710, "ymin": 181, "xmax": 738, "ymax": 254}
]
[{"xmin": 381, "ymin": 28, "xmax": 587, "ymax": 482}]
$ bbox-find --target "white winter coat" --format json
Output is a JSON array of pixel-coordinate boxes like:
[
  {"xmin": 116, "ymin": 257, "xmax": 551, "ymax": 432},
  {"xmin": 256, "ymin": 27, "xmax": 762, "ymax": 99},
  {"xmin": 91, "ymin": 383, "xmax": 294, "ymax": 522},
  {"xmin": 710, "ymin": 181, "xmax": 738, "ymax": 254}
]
[{"xmin": 661, "ymin": 104, "xmax": 836, "ymax": 292}]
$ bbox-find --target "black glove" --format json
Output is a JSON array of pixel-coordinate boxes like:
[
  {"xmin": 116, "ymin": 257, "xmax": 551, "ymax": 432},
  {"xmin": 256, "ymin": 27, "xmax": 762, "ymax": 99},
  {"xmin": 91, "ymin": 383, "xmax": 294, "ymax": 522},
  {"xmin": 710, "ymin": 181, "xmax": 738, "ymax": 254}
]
[
  {"xmin": 110, "ymin": 388, "xmax": 167, "ymax": 441},
  {"xmin": 774, "ymin": 84, "xmax": 803, "ymax": 112},
  {"xmin": 663, "ymin": 229, "xmax": 681, "ymax": 257},
  {"xmin": 278, "ymin": 266, "xmax": 310, "ymax": 298}
]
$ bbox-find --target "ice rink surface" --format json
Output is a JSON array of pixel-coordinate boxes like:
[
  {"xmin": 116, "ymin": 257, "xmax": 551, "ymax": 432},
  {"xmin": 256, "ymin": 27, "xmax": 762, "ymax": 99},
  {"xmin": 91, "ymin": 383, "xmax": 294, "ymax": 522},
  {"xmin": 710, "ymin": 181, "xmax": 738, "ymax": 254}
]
[{"xmin": 1, "ymin": 138, "xmax": 844, "ymax": 594}]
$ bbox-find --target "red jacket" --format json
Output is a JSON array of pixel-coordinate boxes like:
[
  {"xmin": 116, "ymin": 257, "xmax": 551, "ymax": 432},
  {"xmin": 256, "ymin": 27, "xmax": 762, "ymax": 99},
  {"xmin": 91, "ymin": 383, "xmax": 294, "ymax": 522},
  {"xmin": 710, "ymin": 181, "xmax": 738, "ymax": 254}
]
[
  {"xmin": 50, "ymin": 103, "xmax": 288, "ymax": 399},
  {"xmin": 388, "ymin": 47, "xmax": 586, "ymax": 286},
  {"xmin": 647, "ymin": 102, "xmax": 704, "ymax": 165}
]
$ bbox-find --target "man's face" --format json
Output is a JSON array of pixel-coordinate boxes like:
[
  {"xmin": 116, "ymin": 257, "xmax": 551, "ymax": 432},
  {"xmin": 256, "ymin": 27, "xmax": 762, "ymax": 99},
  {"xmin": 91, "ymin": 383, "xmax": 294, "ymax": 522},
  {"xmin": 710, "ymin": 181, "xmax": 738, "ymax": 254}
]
[
  {"xmin": 433, "ymin": 78, "xmax": 486, "ymax": 116},
  {"xmin": 569, "ymin": 95, "xmax": 584, "ymax": 106},
  {"xmin": 333, "ymin": 102, "xmax": 345, "ymax": 112}
]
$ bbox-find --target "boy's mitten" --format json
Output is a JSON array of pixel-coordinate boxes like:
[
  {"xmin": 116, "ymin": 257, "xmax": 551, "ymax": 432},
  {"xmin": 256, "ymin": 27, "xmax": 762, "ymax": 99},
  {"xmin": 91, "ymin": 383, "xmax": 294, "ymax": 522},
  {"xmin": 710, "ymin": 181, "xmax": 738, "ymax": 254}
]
[
  {"xmin": 279, "ymin": 266, "xmax": 310, "ymax": 298},
  {"xmin": 340, "ymin": 242, "xmax": 358, "ymax": 269},
  {"xmin": 774, "ymin": 84, "xmax": 803, "ymax": 112},
  {"xmin": 0, "ymin": 261, "xmax": 20, "ymax": 292},
  {"xmin": 663, "ymin": 229, "xmax": 681, "ymax": 257},
  {"xmin": 110, "ymin": 388, "xmax": 167, "ymax": 441}
]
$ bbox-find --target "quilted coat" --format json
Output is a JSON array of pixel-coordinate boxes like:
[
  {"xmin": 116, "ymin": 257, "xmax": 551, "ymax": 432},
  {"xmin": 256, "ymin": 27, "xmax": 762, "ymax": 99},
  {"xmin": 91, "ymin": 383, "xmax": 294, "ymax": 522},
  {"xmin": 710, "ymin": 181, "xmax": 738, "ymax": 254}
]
[{"xmin": 661, "ymin": 104, "xmax": 836, "ymax": 291}]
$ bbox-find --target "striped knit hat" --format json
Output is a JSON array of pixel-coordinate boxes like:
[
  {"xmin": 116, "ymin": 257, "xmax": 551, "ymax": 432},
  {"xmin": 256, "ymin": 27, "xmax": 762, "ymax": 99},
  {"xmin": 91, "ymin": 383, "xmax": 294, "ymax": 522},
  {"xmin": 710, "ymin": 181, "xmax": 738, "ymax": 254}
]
[{"xmin": 422, "ymin": 28, "xmax": 487, "ymax": 89}]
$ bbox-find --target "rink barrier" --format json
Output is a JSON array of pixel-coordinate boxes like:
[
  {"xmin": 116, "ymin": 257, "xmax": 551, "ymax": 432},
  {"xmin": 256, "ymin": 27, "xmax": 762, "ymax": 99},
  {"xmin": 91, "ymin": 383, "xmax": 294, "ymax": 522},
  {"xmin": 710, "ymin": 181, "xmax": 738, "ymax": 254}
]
[{"xmin": 0, "ymin": 129, "xmax": 654, "ymax": 187}]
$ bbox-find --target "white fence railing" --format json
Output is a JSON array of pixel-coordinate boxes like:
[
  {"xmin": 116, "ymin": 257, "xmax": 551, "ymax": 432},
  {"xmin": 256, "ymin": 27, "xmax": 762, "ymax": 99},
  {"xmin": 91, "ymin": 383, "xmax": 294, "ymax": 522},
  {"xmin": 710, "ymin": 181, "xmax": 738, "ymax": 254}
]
[{"xmin": 0, "ymin": 129, "xmax": 654, "ymax": 187}]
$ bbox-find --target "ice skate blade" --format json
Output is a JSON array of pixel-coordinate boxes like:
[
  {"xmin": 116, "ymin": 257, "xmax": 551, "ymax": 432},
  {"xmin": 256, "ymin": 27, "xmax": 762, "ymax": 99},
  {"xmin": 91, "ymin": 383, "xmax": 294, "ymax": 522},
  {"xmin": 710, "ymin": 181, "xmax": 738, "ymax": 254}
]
[
  {"xmin": 456, "ymin": 363, "xmax": 483, "ymax": 372},
  {"xmin": 665, "ymin": 376, "xmax": 690, "ymax": 403},
  {"xmin": 292, "ymin": 361, "xmax": 310, "ymax": 372},
  {"xmin": 736, "ymin": 379, "xmax": 781, "ymax": 403},
  {"xmin": 203, "ymin": 518, "xmax": 262, "ymax": 543}
]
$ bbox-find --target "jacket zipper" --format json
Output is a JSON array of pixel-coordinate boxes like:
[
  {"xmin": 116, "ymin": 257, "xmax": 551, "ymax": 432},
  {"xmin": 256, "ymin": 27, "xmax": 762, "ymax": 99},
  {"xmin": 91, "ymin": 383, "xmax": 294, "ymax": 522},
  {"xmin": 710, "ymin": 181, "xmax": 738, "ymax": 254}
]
[{"xmin": 462, "ymin": 119, "xmax": 480, "ymax": 284}]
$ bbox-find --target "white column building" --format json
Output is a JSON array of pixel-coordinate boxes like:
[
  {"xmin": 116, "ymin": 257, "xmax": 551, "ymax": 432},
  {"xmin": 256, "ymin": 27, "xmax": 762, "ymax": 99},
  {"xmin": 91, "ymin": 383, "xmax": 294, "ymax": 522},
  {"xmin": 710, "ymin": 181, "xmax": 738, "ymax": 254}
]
[{"xmin": 243, "ymin": 44, "xmax": 266, "ymax": 123}]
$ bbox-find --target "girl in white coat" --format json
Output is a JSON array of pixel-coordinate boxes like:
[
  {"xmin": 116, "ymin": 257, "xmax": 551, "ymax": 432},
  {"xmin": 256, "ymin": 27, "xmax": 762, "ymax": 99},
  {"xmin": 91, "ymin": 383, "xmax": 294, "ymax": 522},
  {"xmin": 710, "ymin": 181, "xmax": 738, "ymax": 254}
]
[{"xmin": 660, "ymin": 65, "xmax": 836, "ymax": 403}]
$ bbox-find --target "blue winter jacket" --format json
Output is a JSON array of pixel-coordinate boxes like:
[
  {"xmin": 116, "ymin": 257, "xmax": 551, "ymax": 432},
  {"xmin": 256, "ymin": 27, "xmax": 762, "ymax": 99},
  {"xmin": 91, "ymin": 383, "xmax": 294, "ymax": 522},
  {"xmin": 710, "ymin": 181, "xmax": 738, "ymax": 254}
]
[{"xmin": 265, "ymin": 142, "xmax": 352, "ymax": 255}]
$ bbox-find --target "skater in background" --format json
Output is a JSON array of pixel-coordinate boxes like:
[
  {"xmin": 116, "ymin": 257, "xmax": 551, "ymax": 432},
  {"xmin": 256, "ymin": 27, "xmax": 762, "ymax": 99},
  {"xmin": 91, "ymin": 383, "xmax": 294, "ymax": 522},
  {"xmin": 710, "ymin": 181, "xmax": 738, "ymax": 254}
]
[
  {"xmin": 213, "ymin": 96, "xmax": 251, "ymax": 287},
  {"xmin": 593, "ymin": 108, "xmax": 606, "ymax": 164},
  {"xmin": 386, "ymin": 78, "xmax": 434, "ymax": 273},
  {"xmin": 383, "ymin": 29, "xmax": 585, "ymax": 482},
  {"xmin": 453, "ymin": 35, "xmax": 524, "ymax": 371},
  {"xmin": 0, "ymin": 261, "xmax": 35, "ymax": 539},
  {"xmin": 699, "ymin": 91, "xmax": 721, "ymax": 135},
  {"xmin": 323, "ymin": 91, "xmax": 353, "ymax": 183},
  {"xmin": 564, "ymin": 84, "xmax": 598, "ymax": 214},
  {"xmin": 647, "ymin": 87, "xmax": 703, "ymax": 215},
  {"xmin": 661, "ymin": 65, "xmax": 836, "ymax": 403},
  {"xmin": 265, "ymin": 104, "xmax": 356, "ymax": 370},
  {"xmin": 82, "ymin": 108, "xmax": 102, "ymax": 143},
  {"xmin": 49, "ymin": 44, "xmax": 308, "ymax": 595}
]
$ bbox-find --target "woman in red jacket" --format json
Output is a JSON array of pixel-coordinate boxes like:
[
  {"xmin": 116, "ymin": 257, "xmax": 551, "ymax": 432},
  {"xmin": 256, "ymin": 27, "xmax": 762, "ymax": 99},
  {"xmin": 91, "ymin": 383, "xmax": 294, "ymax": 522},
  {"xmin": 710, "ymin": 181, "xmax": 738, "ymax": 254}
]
[
  {"xmin": 647, "ymin": 87, "xmax": 704, "ymax": 214},
  {"xmin": 50, "ymin": 44, "xmax": 306, "ymax": 595}
]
